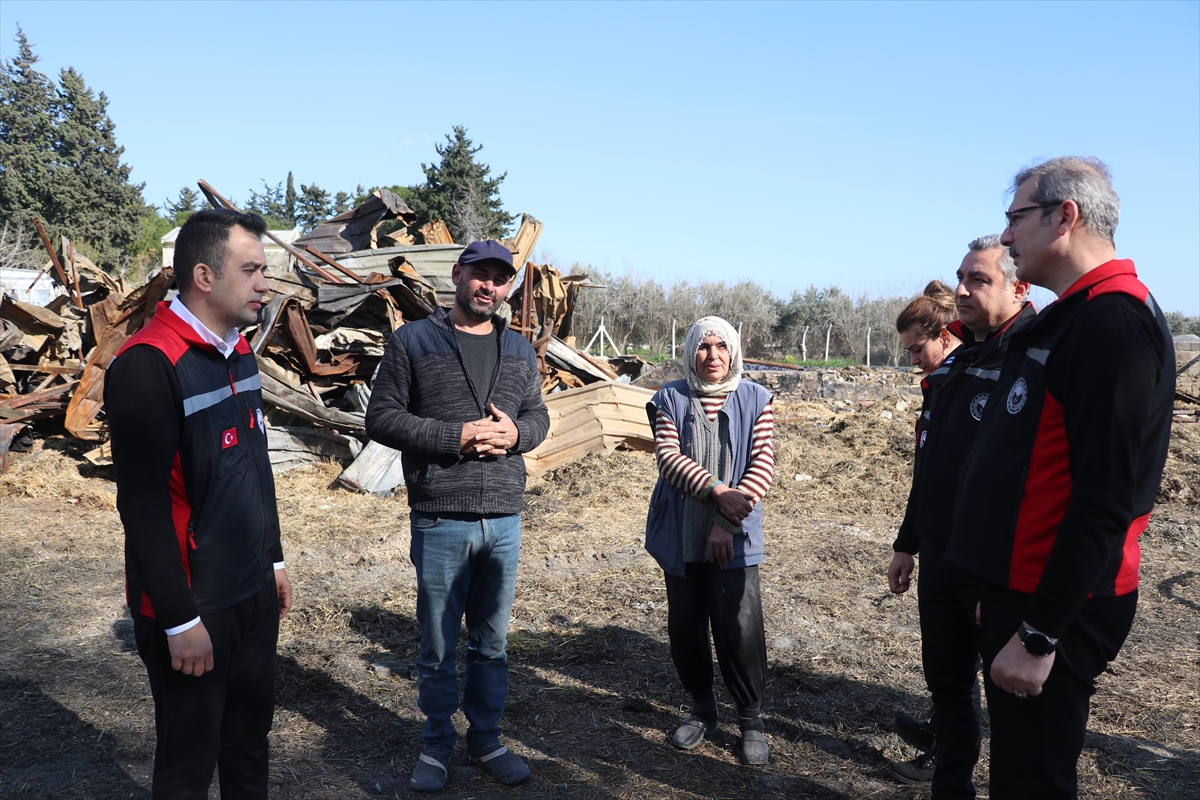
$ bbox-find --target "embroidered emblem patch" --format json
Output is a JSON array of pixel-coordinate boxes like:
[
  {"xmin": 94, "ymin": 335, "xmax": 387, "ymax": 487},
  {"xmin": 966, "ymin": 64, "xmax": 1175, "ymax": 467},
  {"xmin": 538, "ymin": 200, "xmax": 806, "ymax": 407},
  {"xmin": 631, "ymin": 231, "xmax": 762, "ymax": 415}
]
[
  {"xmin": 256, "ymin": 407, "xmax": 265, "ymax": 433},
  {"xmin": 1006, "ymin": 378, "xmax": 1028, "ymax": 415},
  {"xmin": 221, "ymin": 428, "xmax": 238, "ymax": 449},
  {"xmin": 919, "ymin": 430, "xmax": 928, "ymax": 448},
  {"xmin": 970, "ymin": 393, "xmax": 989, "ymax": 421}
]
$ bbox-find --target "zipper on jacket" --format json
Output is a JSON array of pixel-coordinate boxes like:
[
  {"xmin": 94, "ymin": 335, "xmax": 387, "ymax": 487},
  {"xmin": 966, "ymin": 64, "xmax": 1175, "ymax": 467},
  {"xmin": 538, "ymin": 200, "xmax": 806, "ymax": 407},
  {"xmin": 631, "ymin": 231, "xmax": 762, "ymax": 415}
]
[{"xmin": 229, "ymin": 358, "xmax": 272, "ymax": 581}]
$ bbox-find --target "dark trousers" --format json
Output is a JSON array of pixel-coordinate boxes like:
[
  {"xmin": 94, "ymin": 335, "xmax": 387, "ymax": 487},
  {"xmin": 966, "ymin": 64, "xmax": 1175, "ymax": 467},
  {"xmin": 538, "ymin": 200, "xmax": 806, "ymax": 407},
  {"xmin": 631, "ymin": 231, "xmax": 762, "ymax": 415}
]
[
  {"xmin": 134, "ymin": 581, "xmax": 280, "ymax": 800},
  {"xmin": 917, "ymin": 538, "xmax": 983, "ymax": 799},
  {"xmin": 979, "ymin": 585, "xmax": 1137, "ymax": 800},
  {"xmin": 665, "ymin": 563, "xmax": 766, "ymax": 717}
]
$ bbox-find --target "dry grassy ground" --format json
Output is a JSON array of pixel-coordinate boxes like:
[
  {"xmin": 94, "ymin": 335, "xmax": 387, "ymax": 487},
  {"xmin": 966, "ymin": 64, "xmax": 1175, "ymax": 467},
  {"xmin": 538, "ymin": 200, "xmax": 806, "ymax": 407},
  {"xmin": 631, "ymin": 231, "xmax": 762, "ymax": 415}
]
[{"xmin": 1, "ymin": 394, "xmax": 1197, "ymax": 799}]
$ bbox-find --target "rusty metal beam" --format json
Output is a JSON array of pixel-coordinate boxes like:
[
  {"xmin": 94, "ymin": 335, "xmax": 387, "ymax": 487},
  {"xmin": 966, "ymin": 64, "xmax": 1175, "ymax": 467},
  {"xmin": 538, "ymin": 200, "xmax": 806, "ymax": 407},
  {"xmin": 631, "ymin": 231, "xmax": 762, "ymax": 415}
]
[
  {"xmin": 304, "ymin": 245, "xmax": 367, "ymax": 284},
  {"xmin": 520, "ymin": 261, "xmax": 533, "ymax": 343},
  {"xmin": 32, "ymin": 218, "xmax": 81, "ymax": 306}
]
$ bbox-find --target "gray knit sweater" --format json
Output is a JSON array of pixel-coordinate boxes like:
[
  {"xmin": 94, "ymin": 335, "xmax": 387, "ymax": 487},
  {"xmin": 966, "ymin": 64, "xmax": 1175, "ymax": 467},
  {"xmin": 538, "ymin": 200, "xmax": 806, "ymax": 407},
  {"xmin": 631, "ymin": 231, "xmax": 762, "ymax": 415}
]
[{"xmin": 365, "ymin": 306, "xmax": 550, "ymax": 514}]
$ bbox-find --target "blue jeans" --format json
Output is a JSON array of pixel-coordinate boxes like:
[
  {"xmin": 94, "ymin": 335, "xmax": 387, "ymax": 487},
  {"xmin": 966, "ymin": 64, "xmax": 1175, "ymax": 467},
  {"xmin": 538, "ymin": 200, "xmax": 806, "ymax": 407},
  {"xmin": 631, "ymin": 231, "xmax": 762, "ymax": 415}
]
[{"xmin": 409, "ymin": 511, "xmax": 521, "ymax": 759}]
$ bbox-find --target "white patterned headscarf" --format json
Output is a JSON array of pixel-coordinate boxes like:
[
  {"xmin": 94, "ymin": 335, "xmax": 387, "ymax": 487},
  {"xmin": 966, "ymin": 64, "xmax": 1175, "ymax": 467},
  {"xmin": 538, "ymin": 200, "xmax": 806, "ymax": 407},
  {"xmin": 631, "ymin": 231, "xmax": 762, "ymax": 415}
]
[{"xmin": 684, "ymin": 315, "xmax": 743, "ymax": 396}]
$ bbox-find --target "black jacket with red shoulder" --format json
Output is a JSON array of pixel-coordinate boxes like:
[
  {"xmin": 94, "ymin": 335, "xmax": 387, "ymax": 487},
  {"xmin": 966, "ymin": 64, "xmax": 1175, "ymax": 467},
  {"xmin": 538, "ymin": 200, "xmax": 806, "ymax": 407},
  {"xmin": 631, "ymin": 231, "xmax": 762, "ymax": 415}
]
[
  {"xmin": 893, "ymin": 306, "xmax": 1037, "ymax": 554},
  {"xmin": 946, "ymin": 260, "xmax": 1174, "ymax": 638},
  {"xmin": 105, "ymin": 302, "xmax": 282, "ymax": 628}
]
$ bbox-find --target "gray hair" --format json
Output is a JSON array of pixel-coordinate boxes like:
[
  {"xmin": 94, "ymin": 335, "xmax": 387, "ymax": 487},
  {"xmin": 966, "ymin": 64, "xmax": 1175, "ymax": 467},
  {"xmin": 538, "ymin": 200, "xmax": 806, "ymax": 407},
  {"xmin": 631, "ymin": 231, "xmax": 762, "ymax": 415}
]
[
  {"xmin": 1012, "ymin": 156, "xmax": 1120, "ymax": 244},
  {"xmin": 968, "ymin": 234, "xmax": 1018, "ymax": 283}
]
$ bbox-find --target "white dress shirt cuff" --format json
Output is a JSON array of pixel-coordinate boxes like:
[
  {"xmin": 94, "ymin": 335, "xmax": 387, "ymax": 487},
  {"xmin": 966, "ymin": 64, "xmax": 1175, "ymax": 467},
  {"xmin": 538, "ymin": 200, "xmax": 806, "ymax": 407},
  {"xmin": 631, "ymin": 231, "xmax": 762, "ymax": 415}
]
[{"xmin": 164, "ymin": 617, "xmax": 201, "ymax": 636}]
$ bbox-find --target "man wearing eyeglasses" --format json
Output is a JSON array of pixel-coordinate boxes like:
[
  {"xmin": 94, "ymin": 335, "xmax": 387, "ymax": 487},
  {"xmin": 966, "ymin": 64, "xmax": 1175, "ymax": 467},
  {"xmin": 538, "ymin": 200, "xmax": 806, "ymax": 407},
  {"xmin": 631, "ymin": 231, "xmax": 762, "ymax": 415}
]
[
  {"xmin": 886, "ymin": 235, "xmax": 1034, "ymax": 795},
  {"xmin": 946, "ymin": 157, "xmax": 1175, "ymax": 798}
]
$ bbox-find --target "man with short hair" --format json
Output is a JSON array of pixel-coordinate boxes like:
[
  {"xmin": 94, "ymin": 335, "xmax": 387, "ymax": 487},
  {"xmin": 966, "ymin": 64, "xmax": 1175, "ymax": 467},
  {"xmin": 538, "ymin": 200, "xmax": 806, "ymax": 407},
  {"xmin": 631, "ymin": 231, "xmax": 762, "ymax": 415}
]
[
  {"xmin": 366, "ymin": 239, "xmax": 549, "ymax": 792},
  {"xmin": 947, "ymin": 157, "xmax": 1174, "ymax": 798},
  {"xmin": 106, "ymin": 208, "xmax": 291, "ymax": 799},
  {"xmin": 887, "ymin": 236, "xmax": 1034, "ymax": 796}
]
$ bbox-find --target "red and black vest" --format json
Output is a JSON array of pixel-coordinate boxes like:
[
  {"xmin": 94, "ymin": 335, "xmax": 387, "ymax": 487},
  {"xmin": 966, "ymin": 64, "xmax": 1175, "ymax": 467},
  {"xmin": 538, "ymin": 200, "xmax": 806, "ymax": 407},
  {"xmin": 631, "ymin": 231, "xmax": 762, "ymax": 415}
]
[
  {"xmin": 114, "ymin": 303, "xmax": 280, "ymax": 618},
  {"xmin": 947, "ymin": 260, "xmax": 1173, "ymax": 599}
]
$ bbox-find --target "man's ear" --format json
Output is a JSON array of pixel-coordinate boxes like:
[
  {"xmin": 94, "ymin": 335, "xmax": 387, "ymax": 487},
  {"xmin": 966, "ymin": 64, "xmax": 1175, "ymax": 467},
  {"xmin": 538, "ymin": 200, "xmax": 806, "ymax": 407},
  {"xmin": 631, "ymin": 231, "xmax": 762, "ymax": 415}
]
[
  {"xmin": 191, "ymin": 262, "xmax": 217, "ymax": 295},
  {"xmin": 1012, "ymin": 280, "xmax": 1031, "ymax": 302},
  {"xmin": 1057, "ymin": 199, "xmax": 1083, "ymax": 235},
  {"xmin": 450, "ymin": 263, "xmax": 463, "ymax": 286}
]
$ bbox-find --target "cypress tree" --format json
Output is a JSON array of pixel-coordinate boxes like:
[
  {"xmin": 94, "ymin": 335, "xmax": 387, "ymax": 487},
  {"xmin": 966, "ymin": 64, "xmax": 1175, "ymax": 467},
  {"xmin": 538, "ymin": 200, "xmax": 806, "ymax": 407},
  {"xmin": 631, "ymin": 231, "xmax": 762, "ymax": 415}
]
[
  {"xmin": 0, "ymin": 28, "xmax": 55, "ymax": 233},
  {"xmin": 0, "ymin": 30, "xmax": 147, "ymax": 272},
  {"xmin": 408, "ymin": 126, "xmax": 515, "ymax": 243},
  {"xmin": 49, "ymin": 67, "xmax": 145, "ymax": 268}
]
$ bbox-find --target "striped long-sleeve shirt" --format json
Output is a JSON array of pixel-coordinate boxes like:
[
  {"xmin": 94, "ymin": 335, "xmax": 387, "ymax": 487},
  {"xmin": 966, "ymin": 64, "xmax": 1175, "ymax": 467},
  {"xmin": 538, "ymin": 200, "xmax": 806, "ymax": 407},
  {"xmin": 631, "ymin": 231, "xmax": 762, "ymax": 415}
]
[{"xmin": 654, "ymin": 395, "xmax": 775, "ymax": 531}]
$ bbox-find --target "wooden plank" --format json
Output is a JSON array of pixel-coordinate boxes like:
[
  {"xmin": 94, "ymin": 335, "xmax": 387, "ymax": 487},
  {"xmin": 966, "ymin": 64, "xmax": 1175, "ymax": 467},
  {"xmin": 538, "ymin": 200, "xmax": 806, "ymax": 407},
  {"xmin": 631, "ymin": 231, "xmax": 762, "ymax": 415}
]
[
  {"xmin": 32, "ymin": 217, "xmax": 81, "ymax": 306},
  {"xmin": 8, "ymin": 363, "xmax": 82, "ymax": 374},
  {"xmin": 743, "ymin": 357, "xmax": 804, "ymax": 371},
  {"xmin": 419, "ymin": 220, "xmax": 454, "ymax": 245},
  {"xmin": 256, "ymin": 361, "xmax": 365, "ymax": 431},
  {"xmin": 63, "ymin": 267, "xmax": 174, "ymax": 440},
  {"xmin": 266, "ymin": 425, "xmax": 360, "ymax": 460},
  {"xmin": 503, "ymin": 214, "xmax": 543, "ymax": 275}
]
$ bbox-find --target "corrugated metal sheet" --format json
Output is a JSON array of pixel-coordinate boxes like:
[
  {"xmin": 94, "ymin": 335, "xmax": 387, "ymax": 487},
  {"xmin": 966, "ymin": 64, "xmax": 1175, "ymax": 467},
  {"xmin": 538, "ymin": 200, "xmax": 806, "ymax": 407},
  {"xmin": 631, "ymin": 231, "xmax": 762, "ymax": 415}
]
[{"xmin": 333, "ymin": 244, "xmax": 466, "ymax": 305}]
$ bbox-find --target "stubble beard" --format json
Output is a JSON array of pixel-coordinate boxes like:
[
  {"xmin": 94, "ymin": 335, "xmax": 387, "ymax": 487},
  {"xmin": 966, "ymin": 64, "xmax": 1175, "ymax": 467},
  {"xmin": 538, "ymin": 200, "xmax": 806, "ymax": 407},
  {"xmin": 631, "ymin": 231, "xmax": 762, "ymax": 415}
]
[{"xmin": 456, "ymin": 288, "xmax": 497, "ymax": 322}]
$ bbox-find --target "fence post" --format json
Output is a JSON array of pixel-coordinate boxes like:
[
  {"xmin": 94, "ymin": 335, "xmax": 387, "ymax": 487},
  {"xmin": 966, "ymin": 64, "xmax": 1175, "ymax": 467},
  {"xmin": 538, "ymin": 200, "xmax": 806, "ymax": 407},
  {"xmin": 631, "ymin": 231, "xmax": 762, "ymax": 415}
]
[
  {"xmin": 801, "ymin": 326, "xmax": 809, "ymax": 362},
  {"xmin": 866, "ymin": 326, "xmax": 871, "ymax": 368},
  {"xmin": 672, "ymin": 320, "xmax": 676, "ymax": 362},
  {"xmin": 825, "ymin": 325, "xmax": 831, "ymax": 362}
]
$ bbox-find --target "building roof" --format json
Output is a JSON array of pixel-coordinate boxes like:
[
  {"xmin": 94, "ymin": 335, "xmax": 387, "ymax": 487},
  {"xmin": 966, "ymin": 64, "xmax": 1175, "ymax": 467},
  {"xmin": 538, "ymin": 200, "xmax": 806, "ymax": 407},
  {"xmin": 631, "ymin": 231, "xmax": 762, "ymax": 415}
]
[{"xmin": 161, "ymin": 227, "xmax": 299, "ymax": 245}]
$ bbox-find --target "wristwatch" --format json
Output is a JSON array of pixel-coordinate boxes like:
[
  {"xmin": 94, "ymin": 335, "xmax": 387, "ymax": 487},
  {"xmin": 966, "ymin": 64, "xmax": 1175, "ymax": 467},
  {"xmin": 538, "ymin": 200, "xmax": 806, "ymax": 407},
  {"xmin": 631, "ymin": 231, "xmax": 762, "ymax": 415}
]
[{"xmin": 1018, "ymin": 625, "xmax": 1057, "ymax": 657}]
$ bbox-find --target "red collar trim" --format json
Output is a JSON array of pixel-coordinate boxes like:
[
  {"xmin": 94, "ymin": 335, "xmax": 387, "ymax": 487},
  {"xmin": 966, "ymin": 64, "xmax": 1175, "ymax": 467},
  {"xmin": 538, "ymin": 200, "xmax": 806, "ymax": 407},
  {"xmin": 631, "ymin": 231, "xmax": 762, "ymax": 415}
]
[{"xmin": 1058, "ymin": 259, "xmax": 1137, "ymax": 300}]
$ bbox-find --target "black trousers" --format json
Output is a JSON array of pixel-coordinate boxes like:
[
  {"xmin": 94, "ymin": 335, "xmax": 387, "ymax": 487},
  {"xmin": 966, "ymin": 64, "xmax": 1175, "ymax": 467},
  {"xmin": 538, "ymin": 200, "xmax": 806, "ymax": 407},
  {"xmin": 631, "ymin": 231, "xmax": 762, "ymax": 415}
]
[
  {"xmin": 917, "ymin": 538, "xmax": 983, "ymax": 800},
  {"xmin": 134, "ymin": 580, "xmax": 280, "ymax": 800},
  {"xmin": 664, "ymin": 562, "xmax": 766, "ymax": 715},
  {"xmin": 979, "ymin": 585, "xmax": 1137, "ymax": 800}
]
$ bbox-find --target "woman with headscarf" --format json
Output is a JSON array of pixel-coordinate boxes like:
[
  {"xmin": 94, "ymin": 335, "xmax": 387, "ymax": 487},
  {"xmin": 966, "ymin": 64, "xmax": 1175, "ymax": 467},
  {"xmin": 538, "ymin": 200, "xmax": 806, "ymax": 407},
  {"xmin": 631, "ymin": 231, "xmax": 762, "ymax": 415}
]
[{"xmin": 644, "ymin": 316, "xmax": 776, "ymax": 765}]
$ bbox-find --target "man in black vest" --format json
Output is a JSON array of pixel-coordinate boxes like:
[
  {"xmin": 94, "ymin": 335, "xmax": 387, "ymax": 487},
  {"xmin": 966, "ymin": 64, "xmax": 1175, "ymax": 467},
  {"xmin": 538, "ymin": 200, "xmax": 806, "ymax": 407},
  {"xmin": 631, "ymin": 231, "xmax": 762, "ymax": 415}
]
[
  {"xmin": 887, "ymin": 236, "xmax": 1034, "ymax": 796},
  {"xmin": 947, "ymin": 158, "xmax": 1174, "ymax": 798},
  {"xmin": 107, "ymin": 209, "xmax": 291, "ymax": 799}
]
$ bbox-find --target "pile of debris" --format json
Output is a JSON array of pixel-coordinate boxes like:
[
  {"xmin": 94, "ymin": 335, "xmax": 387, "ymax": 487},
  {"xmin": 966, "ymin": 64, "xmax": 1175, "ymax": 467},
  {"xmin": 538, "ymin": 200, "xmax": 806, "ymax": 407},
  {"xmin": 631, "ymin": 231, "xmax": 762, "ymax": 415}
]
[{"xmin": 0, "ymin": 181, "xmax": 656, "ymax": 488}]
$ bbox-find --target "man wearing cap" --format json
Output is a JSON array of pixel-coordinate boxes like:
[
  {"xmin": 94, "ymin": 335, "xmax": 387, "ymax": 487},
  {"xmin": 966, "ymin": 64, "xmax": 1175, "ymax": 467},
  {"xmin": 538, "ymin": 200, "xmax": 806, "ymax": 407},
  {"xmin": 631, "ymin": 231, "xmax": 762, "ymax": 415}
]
[
  {"xmin": 366, "ymin": 239, "xmax": 550, "ymax": 792},
  {"xmin": 947, "ymin": 157, "xmax": 1174, "ymax": 798}
]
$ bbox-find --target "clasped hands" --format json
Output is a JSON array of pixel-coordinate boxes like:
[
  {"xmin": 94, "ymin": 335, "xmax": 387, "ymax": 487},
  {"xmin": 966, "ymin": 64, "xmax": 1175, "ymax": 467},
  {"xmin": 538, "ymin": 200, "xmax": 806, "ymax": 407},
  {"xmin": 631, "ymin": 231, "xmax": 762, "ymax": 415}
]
[
  {"xmin": 706, "ymin": 483, "xmax": 753, "ymax": 566},
  {"xmin": 460, "ymin": 403, "xmax": 518, "ymax": 458}
]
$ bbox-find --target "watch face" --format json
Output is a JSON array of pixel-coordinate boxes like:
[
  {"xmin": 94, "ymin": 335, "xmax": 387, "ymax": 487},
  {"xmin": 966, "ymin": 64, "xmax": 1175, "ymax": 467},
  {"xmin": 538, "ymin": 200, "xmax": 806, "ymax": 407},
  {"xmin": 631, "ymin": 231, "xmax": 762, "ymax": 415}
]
[{"xmin": 1022, "ymin": 629, "xmax": 1055, "ymax": 656}]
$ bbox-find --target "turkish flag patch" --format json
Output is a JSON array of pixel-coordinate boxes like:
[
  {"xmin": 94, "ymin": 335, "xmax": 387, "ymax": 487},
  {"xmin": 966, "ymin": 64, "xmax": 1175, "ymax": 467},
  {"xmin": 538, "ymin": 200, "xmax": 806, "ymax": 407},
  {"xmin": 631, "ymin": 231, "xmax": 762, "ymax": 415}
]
[{"xmin": 221, "ymin": 428, "xmax": 238, "ymax": 449}]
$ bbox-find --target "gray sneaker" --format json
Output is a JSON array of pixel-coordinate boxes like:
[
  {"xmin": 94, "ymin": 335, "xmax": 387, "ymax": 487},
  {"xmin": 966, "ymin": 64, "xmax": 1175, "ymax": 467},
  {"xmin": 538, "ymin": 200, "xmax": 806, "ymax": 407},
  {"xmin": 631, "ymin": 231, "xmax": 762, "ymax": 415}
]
[{"xmin": 888, "ymin": 751, "xmax": 935, "ymax": 785}]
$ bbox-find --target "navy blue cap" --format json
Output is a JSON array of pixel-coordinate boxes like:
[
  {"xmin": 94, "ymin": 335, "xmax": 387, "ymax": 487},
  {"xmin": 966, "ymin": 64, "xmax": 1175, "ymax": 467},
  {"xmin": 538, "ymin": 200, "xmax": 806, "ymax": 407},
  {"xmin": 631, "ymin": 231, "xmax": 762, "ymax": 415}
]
[{"xmin": 458, "ymin": 239, "xmax": 516, "ymax": 276}]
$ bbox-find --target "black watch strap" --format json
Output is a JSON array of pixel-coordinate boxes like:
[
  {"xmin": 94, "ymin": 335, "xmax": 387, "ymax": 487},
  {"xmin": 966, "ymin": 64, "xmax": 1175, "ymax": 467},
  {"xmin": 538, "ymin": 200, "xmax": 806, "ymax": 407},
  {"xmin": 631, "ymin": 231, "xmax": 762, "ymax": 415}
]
[{"xmin": 1018, "ymin": 625, "xmax": 1057, "ymax": 657}]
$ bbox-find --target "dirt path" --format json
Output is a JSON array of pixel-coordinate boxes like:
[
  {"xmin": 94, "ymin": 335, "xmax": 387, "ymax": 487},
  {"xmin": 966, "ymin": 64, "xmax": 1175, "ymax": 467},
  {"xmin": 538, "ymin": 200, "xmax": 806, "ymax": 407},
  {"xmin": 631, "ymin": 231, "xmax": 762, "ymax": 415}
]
[{"xmin": 2, "ymin": 405, "xmax": 1197, "ymax": 799}]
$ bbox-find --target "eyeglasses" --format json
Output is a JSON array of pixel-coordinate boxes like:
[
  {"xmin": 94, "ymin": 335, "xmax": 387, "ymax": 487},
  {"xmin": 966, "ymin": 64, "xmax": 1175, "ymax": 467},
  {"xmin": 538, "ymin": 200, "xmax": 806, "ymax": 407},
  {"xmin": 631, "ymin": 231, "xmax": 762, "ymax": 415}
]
[{"xmin": 1005, "ymin": 202, "xmax": 1061, "ymax": 227}]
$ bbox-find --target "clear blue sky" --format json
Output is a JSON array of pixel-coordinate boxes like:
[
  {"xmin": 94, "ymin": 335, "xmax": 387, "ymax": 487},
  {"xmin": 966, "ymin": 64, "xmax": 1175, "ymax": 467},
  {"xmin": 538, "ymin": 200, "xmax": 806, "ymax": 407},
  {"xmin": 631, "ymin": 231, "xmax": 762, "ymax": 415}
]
[{"xmin": 3, "ymin": 0, "xmax": 1198, "ymax": 313}]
